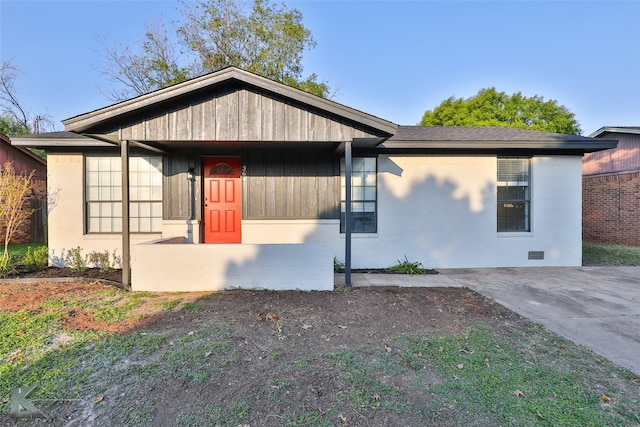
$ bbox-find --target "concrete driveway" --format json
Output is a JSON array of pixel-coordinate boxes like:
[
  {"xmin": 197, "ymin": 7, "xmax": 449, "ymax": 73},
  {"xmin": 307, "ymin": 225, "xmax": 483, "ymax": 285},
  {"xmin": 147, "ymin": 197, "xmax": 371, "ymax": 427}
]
[{"xmin": 340, "ymin": 266, "xmax": 640, "ymax": 375}]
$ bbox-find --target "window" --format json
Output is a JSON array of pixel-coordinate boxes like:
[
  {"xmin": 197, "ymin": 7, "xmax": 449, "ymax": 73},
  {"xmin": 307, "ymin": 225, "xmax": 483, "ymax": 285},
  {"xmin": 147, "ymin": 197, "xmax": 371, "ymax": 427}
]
[
  {"xmin": 86, "ymin": 155, "xmax": 163, "ymax": 233},
  {"xmin": 340, "ymin": 157, "xmax": 376, "ymax": 233},
  {"xmin": 497, "ymin": 157, "xmax": 530, "ymax": 232}
]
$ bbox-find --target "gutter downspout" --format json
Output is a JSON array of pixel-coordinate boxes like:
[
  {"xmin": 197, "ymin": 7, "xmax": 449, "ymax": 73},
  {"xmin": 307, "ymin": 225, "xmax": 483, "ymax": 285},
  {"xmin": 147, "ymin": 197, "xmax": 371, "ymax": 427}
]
[{"xmin": 344, "ymin": 140, "xmax": 352, "ymax": 287}]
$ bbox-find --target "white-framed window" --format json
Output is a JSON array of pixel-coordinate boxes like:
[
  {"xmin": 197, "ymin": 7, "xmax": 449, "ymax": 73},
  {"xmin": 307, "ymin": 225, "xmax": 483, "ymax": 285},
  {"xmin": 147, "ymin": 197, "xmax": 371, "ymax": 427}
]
[
  {"xmin": 85, "ymin": 155, "xmax": 163, "ymax": 233},
  {"xmin": 497, "ymin": 157, "xmax": 531, "ymax": 232},
  {"xmin": 340, "ymin": 157, "xmax": 377, "ymax": 233}
]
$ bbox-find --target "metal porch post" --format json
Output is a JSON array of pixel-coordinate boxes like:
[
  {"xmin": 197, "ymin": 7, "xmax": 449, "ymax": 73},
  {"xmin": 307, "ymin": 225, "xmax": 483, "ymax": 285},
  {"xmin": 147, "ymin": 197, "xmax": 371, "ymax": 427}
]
[
  {"xmin": 121, "ymin": 140, "xmax": 131, "ymax": 288},
  {"xmin": 345, "ymin": 140, "xmax": 352, "ymax": 287}
]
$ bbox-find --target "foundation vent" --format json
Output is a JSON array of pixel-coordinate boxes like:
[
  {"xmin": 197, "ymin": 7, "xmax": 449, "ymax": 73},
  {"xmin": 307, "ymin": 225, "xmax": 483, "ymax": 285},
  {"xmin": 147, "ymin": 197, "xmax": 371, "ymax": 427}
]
[{"xmin": 528, "ymin": 251, "xmax": 544, "ymax": 260}]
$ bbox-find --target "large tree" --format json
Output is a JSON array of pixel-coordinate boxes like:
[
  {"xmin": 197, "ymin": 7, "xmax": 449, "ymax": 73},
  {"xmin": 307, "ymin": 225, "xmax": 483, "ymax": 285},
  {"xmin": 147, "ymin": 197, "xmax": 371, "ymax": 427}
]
[
  {"xmin": 100, "ymin": 0, "xmax": 328, "ymax": 100},
  {"xmin": 420, "ymin": 87, "xmax": 581, "ymax": 135},
  {"xmin": 0, "ymin": 59, "xmax": 54, "ymax": 136}
]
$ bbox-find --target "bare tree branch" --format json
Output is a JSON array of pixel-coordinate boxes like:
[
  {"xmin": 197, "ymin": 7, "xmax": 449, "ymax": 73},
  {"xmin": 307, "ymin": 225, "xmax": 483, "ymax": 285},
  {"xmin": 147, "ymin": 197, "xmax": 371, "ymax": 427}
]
[{"xmin": 0, "ymin": 59, "xmax": 55, "ymax": 134}]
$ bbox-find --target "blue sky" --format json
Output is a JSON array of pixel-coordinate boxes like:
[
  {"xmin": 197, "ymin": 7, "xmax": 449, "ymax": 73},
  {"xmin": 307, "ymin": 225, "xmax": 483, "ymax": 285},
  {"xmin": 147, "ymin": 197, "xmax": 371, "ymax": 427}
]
[{"xmin": 1, "ymin": 0, "xmax": 638, "ymax": 135}]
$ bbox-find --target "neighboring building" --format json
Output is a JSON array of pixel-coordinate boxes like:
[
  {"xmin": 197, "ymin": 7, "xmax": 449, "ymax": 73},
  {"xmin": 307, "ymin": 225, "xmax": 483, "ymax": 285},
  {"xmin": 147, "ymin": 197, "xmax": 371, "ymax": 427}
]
[
  {"xmin": 583, "ymin": 126, "xmax": 640, "ymax": 246},
  {"xmin": 0, "ymin": 133, "xmax": 47, "ymax": 244},
  {"xmin": 13, "ymin": 67, "xmax": 616, "ymax": 291}
]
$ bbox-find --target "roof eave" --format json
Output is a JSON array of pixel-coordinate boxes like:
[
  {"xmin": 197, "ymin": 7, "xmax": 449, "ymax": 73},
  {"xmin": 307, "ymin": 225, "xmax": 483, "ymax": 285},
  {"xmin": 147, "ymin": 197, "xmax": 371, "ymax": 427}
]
[
  {"xmin": 11, "ymin": 135, "xmax": 115, "ymax": 148},
  {"xmin": 381, "ymin": 140, "xmax": 618, "ymax": 153},
  {"xmin": 589, "ymin": 126, "xmax": 640, "ymax": 138}
]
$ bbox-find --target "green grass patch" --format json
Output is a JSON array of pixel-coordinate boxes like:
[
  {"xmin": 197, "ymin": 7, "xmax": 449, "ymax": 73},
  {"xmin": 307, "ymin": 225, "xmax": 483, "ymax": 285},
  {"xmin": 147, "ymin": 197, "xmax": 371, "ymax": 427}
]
[
  {"xmin": 157, "ymin": 299, "xmax": 182, "ymax": 311},
  {"xmin": 325, "ymin": 349, "xmax": 408, "ymax": 413},
  {"xmin": 91, "ymin": 298, "xmax": 143, "ymax": 324},
  {"xmin": 583, "ymin": 242, "xmax": 640, "ymax": 266},
  {"xmin": 397, "ymin": 327, "xmax": 637, "ymax": 426},
  {"xmin": 131, "ymin": 291, "xmax": 158, "ymax": 299},
  {"xmin": 181, "ymin": 301, "xmax": 204, "ymax": 312},
  {"xmin": 0, "ymin": 242, "xmax": 47, "ymax": 260}
]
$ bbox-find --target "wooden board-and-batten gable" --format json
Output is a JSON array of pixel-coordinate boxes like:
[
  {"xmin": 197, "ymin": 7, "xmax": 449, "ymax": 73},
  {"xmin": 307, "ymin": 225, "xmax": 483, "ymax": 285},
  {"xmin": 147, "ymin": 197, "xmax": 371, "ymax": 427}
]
[{"xmin": 63, "ymin": 67, "xmax": 397, "ymax": 144}]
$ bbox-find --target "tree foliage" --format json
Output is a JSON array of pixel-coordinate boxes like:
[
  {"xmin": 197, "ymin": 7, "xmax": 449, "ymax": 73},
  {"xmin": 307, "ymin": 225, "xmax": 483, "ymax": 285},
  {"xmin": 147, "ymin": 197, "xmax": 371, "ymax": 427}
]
[
  {"xmin": 100, "ymin": 0, "xmax": 328, "ymax": 100},
  {"xmin": 420, "ymin": 87, "xmax": 581, "ymax": 135}
]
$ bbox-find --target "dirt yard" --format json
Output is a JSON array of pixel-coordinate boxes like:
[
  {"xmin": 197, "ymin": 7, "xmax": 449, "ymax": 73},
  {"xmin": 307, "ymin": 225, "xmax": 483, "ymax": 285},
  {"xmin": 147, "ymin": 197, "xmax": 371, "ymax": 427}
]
[{"xmin": 2, "ymin": 274, "xmax": 637, "ymax": 426}]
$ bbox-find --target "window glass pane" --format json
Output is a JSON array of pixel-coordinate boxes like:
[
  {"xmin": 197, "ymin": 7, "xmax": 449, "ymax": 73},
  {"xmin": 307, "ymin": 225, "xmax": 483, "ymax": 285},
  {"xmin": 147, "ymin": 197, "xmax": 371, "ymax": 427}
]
[
  {"xmin": 151, "ymin": 186, "xmax": 162, "ymax": 200},
  {"xmin": 497, "ymin": 157, "xmax": 530, "ymax": 232},
  {"xmin": 340, "ymin": 157, "xmax": 376, "ymax": 233},
  {"xmin": 85, "ymin": 155, "xmax": 162, "ymax": 234},
  {"xmin": 139, "ymin": 202, "xmax": 151, "ymax": 217},
  {"xmin": 130, "ymin": 187, "xmax": 139, "ymax": 200},
  {"xmin": 110, "ymin": 157, "xmax": 121, "ymax": 170},
  {"xmin": 352, "ymin": 187, "xmax": 364, "ymax": 200},
  {"xmin": 363, "ymin": 202, "xmax": 376, "ymax": 212},
  {"xmin": 363, "ymin": 157, "xmax": 376, "ymax": 171},
  {"xmin": 364, "ymin": 172, "xmax": 376, "ymax": 186},
  {"xmin": 87, "ymin": 171, "xmax": 99, "ymax": 186},
  {"xmin": 99, "ymin": 157, "xmax": 111, "ymax": 170},
  {"xmin": 138, "ymin": 186, "xmax": 151, "ymax": 200},
  {"xmin": 99, "ymin": 187, "xmax": 111, "ymax": 200},
  {"xmin": 86, "ymin": 157, "xmax": 99, "ymax": 170},
  {"xmin": 102, "ymin": 203, "xmax": 112, "ymax": 217},
  {"xmin": 364, "ymin": 186, "xmax": 376, "ymax": 200},
  {"xmin": 88, "ymin": 186, "xmax": 99, "ymax": 200},
  {"xmin": 89, "ymin": 218, "xmax": 100, "ymax": 232},
  {"xmin": 100, "ymin": 217, "xmax": 111, "ymax": 232},
  {"xmin": 352, "ymin": 158, "xmax": 364, "ymax": 172},
  {"xmin": 130, "ymin": 218, "xmax": 139, "ymax": 233}
]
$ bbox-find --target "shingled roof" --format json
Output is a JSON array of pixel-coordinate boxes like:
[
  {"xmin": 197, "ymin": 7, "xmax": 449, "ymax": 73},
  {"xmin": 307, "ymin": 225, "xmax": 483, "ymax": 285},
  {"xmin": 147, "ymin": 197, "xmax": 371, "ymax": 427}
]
[{"xmin": 381, "ymin": 126, "xmax": 617, "ymax": 153}]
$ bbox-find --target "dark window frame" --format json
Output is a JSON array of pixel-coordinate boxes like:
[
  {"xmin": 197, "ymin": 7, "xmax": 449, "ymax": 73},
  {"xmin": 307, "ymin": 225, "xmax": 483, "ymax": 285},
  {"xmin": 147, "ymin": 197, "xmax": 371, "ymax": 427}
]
[
  {"xmin": 497, "ymin": 157, "xmax": 531, "ymax": 232},
  {"xmin": 85, "ymin": 154, "xmax": 163, "ymax": 234},
  {"xmin": 340, "ymin": 156, "xmax": 377, "ymax": 233}
]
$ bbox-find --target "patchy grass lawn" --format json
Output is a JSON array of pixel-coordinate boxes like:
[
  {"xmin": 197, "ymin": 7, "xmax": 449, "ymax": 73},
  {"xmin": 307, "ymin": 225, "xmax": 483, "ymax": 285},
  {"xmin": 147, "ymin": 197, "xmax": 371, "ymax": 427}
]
[
  {"xmin": 0, "ymin": 282, "xmax": 638, "ymax": 426},
  {"xmin": 583, "ymin": 242, "xmax": 640, "ymax": 266}
]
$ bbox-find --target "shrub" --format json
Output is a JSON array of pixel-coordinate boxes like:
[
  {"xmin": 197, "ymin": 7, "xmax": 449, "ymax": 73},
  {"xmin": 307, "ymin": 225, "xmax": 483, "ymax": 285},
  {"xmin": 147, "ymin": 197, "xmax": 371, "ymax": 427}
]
[
  {"xmin": 387, "ymin": 256, "xmax": 425, "ymax": 275},
  {"xmin": 65, "ymin": 246, "xmax": 88, "ymax": 273},
  {"xmin": 89, "ymin": 250, "xmax": 120, "ymax": 273},
  {"xmin": 0, "ymin": 253, "xmax": 15, "ymax": 278},
  {"xmin": 22, "ymin": 245, "xmax": 49, "ymax": 271}
]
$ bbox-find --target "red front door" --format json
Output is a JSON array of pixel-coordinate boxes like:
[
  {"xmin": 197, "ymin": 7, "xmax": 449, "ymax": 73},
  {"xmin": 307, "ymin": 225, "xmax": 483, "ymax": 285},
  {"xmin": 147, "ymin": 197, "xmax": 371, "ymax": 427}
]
[{"xmin": 203, "ymin": 157, "xmax": 242, "ymax": 243}]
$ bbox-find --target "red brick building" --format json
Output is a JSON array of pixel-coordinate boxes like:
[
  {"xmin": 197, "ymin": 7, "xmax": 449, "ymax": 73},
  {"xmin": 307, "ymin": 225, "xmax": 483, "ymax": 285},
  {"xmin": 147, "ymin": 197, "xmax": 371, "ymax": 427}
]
[
  {"xmin": 0, "ymin": 133, "xmax": 47, "ymax": 244},
  {"xmin": 583, "ymin": 127, "xmax": 640, "ymax": 246}
]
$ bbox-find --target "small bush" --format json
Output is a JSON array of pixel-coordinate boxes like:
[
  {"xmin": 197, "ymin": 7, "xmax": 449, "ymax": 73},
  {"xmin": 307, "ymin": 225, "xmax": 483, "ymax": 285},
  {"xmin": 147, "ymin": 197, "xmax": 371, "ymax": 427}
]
[
  {"xmin": 334, "ymin": 257, "xmax": 345, "ymax": 272},
  {"xmin": 0, "ymin": 253, "xmax": 15, "ymax": 278},
  {"xmin": 387, "ymin": 255, "xmax": 425, "ymax": 275},
  {"xmin": 22, "ymin": 245, "xmax": 49, "ymax": 271},
  {"xmin": 66, "ymin": 246, "xmax": 88, "ymax": 273},
  {"xmin": 89, "ymin": 249, "xmax": 120, "ymax": 273}
]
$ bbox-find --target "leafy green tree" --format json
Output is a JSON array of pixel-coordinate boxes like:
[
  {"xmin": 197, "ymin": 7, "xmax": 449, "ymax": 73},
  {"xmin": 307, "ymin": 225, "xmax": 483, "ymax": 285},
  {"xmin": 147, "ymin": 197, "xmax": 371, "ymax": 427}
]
[
  {"xmin": 0, "ymin": 115, "xmax": 29, "ymax": 137},
  {"xmin": 420, "ymin": 87, "xmax": 581, "ymax": 134},
  {"xmin": 100, "ymin": 0, "xmax": 328, "ymax": 100}
]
